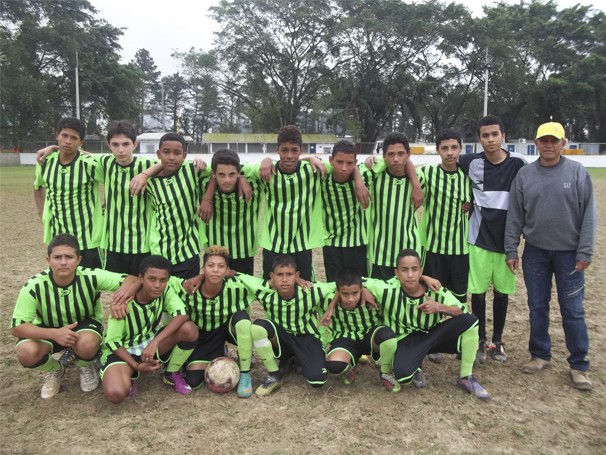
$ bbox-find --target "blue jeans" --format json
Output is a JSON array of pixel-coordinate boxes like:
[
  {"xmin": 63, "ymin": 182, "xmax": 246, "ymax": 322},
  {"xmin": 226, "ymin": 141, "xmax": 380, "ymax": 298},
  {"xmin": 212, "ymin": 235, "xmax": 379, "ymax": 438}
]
[{"xmin": 522, "ymin": 243, "xmax": 589, "ymax": 371}]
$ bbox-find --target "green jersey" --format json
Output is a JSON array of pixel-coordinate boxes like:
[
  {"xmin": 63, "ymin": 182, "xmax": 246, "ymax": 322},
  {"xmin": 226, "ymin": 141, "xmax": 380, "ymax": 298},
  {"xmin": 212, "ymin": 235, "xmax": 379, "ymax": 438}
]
[
  {"xmin": 321, "ymin": 162, "xmax": 371, "ymax": 247},
  {"xmin": 102, "ymin": 284, "xmax": 187, "ymax": 358},
  {"xmin": 329, "ymin": 301, "xmax": 381, "ymax": 342},
  {"xmin": 145, "ymin": 162, "xmax": 210, "ymax": 264},
  {"xmin": 238, "ymin": 274, "xmax": 335, "ymax": 339},
  {"xmin": 34, "ymin": 152, "xmax": 103, "ymax": 249},
  {"xmin": 170, "ymin": 276, "xmax": 254, "ymax": 332},
  {"xmin": 11, "ymin": 268, "xmax": 125, "ymax": 329},
  {"xmin": 247, "ymin": 161, "xmax": 323, "ymax": 253},
  {"xmin": 98, "ymin": 154, "xmax": 156, "ymax": 254},
  {"xmin": 363, "ymin": 277, "xmax": 467, "ymax": 340},
  {"xmin": 418, "ymin": 164, "xmax": 471, "ymax": 255}
]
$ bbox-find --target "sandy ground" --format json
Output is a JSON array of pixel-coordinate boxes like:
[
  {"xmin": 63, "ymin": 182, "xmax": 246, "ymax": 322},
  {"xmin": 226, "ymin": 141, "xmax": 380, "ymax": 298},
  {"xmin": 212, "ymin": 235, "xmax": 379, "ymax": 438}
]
[{"xmin": 0, "ymin": 166, "xmax": 604, "ymax": 455}]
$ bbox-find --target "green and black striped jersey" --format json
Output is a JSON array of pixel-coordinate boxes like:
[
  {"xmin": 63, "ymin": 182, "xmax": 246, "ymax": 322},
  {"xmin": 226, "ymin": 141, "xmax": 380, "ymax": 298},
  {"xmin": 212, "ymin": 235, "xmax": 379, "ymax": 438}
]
[
  {"xmin": 170, "ymin": 276, "xmax": 254, "ymax": 332},
  {"xmin": 363, "ymin": 277, "xmax": 467, "ymax": 340},
  {"xmin": 34, "ymin": 152, "xmax": 103, "ymax": 249},
  {"xmin": 98, "ymin": 155, "xmax": 156, "ymax": 254},
  {"xmin": 103, "ymin": 284, "xmax": 186, "ymax": 356},
  {"xmin": 202, "ymin": 165, "xmax": 262, "ymax": 259},
  {"xmin": 418, "ymin": 164, "xmax": 471, "ymax": 255},
  {"xmin": 328, "ymin": 301, "xmax": 381, "ymax": 342},
  {"xmin": 321, "ymin": 162, "xmax": 371, "ymax": 247},
  {"xmin": 367, "ymin": 162, "xmax": 420, "ymax": 267},
  {"xmin": 145, "ymin": 162, "xmax": 210, "ymax": 264},
  {"xmin": 11, "ymin": 267, "xmax": 126, "ymax": 329},
  {"xmin": 247, "ymin": 161, "xmax": 324, "ymax": 254},
  {"xmin": 238, "ymin": 274, "xmax": 335, "ymax": 339}
]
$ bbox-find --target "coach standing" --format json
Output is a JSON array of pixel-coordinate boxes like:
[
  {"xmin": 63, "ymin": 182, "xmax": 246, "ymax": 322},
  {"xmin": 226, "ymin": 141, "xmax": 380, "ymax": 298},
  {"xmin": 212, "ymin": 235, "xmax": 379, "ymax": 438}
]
[{"xmin": 505, "ymin": 121, "xmax": 596, "ymax": 391}]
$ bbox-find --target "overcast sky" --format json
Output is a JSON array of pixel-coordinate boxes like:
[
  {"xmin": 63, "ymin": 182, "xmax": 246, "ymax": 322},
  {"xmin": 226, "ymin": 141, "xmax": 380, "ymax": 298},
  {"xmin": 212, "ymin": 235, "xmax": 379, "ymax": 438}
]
[{"xmin": 90, "ymin": 0, "xmax": 601, "ymax": 76}]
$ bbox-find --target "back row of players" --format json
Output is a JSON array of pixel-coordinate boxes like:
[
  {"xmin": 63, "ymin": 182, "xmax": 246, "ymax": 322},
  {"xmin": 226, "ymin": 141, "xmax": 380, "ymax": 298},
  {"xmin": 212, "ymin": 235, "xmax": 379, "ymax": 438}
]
[{"xmin": 11, "ymin": 116, "xmax": 596, "ymax": 402}]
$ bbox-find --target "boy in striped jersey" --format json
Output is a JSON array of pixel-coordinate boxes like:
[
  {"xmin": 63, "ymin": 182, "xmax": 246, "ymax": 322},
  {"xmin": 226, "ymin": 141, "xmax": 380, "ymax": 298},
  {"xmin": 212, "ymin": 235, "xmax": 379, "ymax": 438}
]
[
  {"xmin": 363, "ymin": 249, "xmax": 490, "ymax": 399},
  {"xmin": 34, "ymin": 118, "xmax": 103, "ymax": 268},
  {"xmin": 10, "ymin": 234, "xmax": 133, "ymax": 399},
  {"xmin": 322, "ymin": 267, "xmax": 400, "ymax": 392},
  {"xmin": 101, "ymin": 255, "xmax": 198, "ymax": 403}
]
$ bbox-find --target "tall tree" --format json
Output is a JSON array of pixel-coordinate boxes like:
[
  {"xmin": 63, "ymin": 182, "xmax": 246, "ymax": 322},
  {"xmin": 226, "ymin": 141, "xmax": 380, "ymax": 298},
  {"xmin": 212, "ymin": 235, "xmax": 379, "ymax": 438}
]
[{"xmin": 132, "ymin": 48, "xmax": 161, "ymax": 132}]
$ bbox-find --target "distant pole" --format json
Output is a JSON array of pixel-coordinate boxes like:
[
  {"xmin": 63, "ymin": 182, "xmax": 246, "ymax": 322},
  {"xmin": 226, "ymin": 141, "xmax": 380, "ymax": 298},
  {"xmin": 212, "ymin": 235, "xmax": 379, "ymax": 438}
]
[
  {"xmin": 483, "ymin": 47, "xmax": 489, "ymax": 116},
  {"xmin": 75, "ymin": 51, "xmax": 81, "ymax": 119},
  {"xmin": 161, "ymin": 81, "xmax": 166, "ymax": 131}
]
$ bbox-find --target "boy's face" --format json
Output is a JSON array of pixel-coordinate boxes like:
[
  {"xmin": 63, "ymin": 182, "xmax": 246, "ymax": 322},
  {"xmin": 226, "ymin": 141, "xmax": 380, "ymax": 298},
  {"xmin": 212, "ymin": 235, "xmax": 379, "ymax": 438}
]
[
  {"xmin": 270, "ymin": 265, "xmax": 299, "ymax": 296},
  {"xmin": 394, "ymin": 255, "xmax": 422, "ymax": 290},
  {"xmin": 140, "ymin": 267, "xmax": 170, "ymax": 300},
  {"xmin": 478, "ymin": 124, "xmax": 505, "ymax": 154},
  {"xmin": 56, "ymin": 128, "xmax": 84, "ymax": 155},
  {"xmin": 202, "ymin": 255, "xmax": 229, "ymax": 285},
  {"xmin": 108, "ymin": 134, "xmax": 137, "ymax": 166},
  {"xmin": 329, "ymin": 151, "xmax": 357, "ymax": 183},
  {"xmin": 338, "ymin": 283, "xmax": 362, "ymax": 310},
  {"xmin": 277, "ymin": 141, "xmax": 301, "ymax": 173},
  {"xmin": 437, "ymin": 139, "xmax": 461, "ymax": 168},
  {"xmin": 47, "ymin": 245, "xmax": 81, "ymax": 280},
  {"xmin": 213, "ymin": 164, "xmax": 239, "ymax": 193},
  {"xmin": 157, "ymin": 140, "xmax": 186, "ymax": 173},
  {"xmin": 383, "ymin": 143, "xmax": 409, "ymax": 175}
]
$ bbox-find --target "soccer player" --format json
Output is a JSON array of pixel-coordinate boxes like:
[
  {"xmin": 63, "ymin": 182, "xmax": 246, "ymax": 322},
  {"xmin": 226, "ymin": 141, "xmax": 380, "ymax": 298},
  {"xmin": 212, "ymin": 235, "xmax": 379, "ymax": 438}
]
[
  {"xmin": 170, "ymin": 245, "xmax": 255, "ymax": 398},
  {"xmin": 459, "ymin": 115, "xmax": 526, "ymax": 363},
  {"xmin": 141, "ymin": 133, "xmax": 210, "ymax": 279},
  {"xmin": 505, "ymin": 121, "xmax": 596, "ymax": 390},
  {"xmin": 33, "ymin": 118, "xmax": 103, "ymax": 268},
  {"xmin": 101, "ymin": 255, "xmax": 198, "ymax": 403},
  {"xmin": 363, "ymin": 249, "xmax": 490, "ymax": 399},
  {"xmin": 10, "ymin": 234, "xmax": 132, "ymax": 399},
  {"xmin": 322, "ymin": 267, "xmax": 400, "ymax": 392},
  {"xmin": 241, "ymin": 255, "xmax": 336, "ymax": 396}
]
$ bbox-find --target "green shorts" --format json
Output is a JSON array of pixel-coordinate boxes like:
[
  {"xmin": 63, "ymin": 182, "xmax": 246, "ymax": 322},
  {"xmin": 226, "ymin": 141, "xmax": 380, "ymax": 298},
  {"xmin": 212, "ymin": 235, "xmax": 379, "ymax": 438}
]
[{"xmin": 468, "ymin": 244, "xmax": 515, "ymax": 295}]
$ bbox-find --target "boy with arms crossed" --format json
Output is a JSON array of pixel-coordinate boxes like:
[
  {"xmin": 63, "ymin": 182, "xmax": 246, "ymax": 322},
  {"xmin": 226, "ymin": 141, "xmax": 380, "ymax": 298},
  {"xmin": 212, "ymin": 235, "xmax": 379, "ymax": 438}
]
[{"xmin": 101, "ymin": 255, "xmax": 198, "ymax": 403}]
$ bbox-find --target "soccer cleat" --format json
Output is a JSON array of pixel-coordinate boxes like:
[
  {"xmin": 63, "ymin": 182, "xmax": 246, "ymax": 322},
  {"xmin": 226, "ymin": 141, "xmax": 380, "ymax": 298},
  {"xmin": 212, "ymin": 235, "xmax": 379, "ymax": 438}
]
[
  {"xmin": 412, "ymin": 370, "xmax": 427, "ymax": 389},
  {"xmin": 58, "ymin": 349, "xmax": 75, "ymax": 368},
  {"xmin": 237, "ymin": 372, "xmax": 253, "ymax": 398},
  {"xmin": 127, "ymin": 380, "xmax": 138, "ymax": 397},
  {"xmin": 476, "ymin": 342, "xmax": 488, "ymax": 365},
  {"xmin": 490, "ymin": 342, "xmax": 508, "ymax": 363},
  {"xmin": 79, "ymin": 364, "xmax": 99, "ymax": 393},
  {"xmin": 380, "ymin": 372, "xmax": 401, "ymax": 393},
  {"xmin": 41, "ymin": 366, "xmax": 65, "ymax": 399},
  {"xmin": 358, "ymin": 355, "xmax": 369, "ymax": 364},
  {"xmin": 427, "ymin": 352, "xmax": 443, "ymax": 364},
  {"xmin": 341, "ymin": 365, "xmax": 359, "ymax": 385},
  {"xmin": 522, "ymin": 357, "xmax": 552, "ymax": 374},
  {"xmin": 570, "ymin": 369, "xmax": 592, "ymax": 391},
  {"xmin": 163, "ymin": 372, "xmax": 193, "ymax": 395},
  {"xmin": 457, "ymin": 375, "xmax": 490, "ymax": 400},
  {"xmin": 255, "ymin": 373, "xmax": 284, "ymax": 396}
]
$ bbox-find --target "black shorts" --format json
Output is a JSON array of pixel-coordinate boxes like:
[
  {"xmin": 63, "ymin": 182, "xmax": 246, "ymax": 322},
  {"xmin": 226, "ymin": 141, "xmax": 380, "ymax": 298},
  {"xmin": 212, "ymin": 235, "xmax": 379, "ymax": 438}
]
[
  {"xmin": 101, "ymin": 349, "xmax": 172, "ymax": 380},
  {"xmin": 105, "ymin": 251, "xmax": 151, "ymax": 275},
  {"xmin": 370, "ymin": 264, "xmax": 395, "ymax": 280},
  {"xmin": 16, "ymin": 318, "xmax": 103, "ymax": 353},
  {"xmin": 229, "ymin": 256, "xmax": 255, "ymax": 276},
  {"xmin": 187, "ymin": 322, "xmax": 238, "ymax": 365},
  {"xmin": 262, "ymin": 249, "xmax": 313, "ymax": 281},
  {"xmin": 322, "ymin": 245, "xmax": 368, "ymax": 282},
  {"xmin": 171, "ymin": 255, "xmax": 201, "ymax": 279},
  {"xmin": 423, "ymin": 252, "xmax": 469, "ymax": 302},
  {"xmin": 81, "ymin": 248, "xmax": 102, "ymax": 269}
]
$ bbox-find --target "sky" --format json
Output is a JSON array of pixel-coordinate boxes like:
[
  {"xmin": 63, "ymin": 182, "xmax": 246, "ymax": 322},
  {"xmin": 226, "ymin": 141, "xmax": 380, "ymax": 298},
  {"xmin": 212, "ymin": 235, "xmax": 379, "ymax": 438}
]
[{"xmin": 91, "ymin": 0, "xmax": 602, "ymax": 76}]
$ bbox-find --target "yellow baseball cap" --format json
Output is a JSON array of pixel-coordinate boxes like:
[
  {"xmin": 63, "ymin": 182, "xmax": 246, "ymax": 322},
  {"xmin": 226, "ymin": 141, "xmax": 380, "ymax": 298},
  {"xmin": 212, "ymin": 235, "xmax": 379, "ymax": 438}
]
[{"xmin": 536, "ymin": 122, "xmax": 565, "ymax": 140}]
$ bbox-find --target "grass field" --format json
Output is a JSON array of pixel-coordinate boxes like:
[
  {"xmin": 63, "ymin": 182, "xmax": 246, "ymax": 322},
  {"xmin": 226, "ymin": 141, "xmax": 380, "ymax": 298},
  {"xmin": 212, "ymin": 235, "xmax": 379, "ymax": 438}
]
[{"xmin": 0, "ymin": 166, "xmax": 604, "ymax": 455}]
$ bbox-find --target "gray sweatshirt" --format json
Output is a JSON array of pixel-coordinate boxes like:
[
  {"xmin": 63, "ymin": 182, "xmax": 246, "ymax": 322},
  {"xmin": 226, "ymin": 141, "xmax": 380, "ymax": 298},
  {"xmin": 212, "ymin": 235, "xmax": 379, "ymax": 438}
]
[{"xmin": 504, "ymin": 156, "xmax": 596, "ymax": 262}]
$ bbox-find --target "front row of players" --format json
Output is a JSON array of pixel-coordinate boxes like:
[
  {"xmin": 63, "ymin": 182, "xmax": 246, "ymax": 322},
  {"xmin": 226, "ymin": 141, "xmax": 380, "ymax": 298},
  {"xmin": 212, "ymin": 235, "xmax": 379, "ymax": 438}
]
[{"xmin": 11, "ymin": 234, "xmax": 490, "ymax": 402}]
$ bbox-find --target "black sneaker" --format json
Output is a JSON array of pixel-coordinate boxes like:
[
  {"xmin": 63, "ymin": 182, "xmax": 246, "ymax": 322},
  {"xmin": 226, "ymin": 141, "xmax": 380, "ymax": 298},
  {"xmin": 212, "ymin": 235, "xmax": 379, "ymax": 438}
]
[
  {"xmin": 476, "ymin": 341, "xmax": 488, "ymax": 364},
  {"xmin": 490, "ymin": 342, "xmax": 508, "ymax": 363},
  {"xmin": 255, "ymin": 372, "xmax": 284, "ymax": 396}
]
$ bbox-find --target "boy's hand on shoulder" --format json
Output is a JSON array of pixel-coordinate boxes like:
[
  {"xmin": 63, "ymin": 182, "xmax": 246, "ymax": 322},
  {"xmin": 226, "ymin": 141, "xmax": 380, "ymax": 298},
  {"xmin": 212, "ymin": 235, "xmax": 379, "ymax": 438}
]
[
  {"xmin": 411, "ymin": 185, "xmax": 423, "ymax": 210},
  {"xmin": 52, "ymin": 322, "xmax": 79, "ymax": 346},
  {"xmin": 237, "ymin": 176, "xmax": 253, "ymax": 202},
  {"xmin": 192, "ymin": 158, "xmax": 207, "ymax": 172},
  {"xmin": 307, "ymin": 156, "xmax": 326, "ymax": 178},
  {"xmin": 260, "ymin": 157, "xmax": 275, "ymax": 182},
  {"xmin": 198, "ymin": 199, "xmax": 213, "ymax": 222},
  {"xmin": 295, "ymin": 277, "xmax": 314, "ymax": 292},
  {"xmin": 364, "ymin": 156, "xmax": 377, "ymax": 169},
  {"xmin": 422, "ymin": 275, "xmax": 441, "ymax": 292},
  {"xmin": 130, "ymin": 173, "xmax": 149, "ymax": 196},
  {"xmin": 36, "ymin": 145, "xmax": 59, "ymax": 165},
  {"xmin": 360, "ymin": 288, "xmax": 378, "ymax": 309},
  {"xmin": 110, "ymin": 301, "xmax": 129, "ymax": 319},
  {"xmin": 183, "ymin": 274, "xmax": 204, "ymax": 294}
]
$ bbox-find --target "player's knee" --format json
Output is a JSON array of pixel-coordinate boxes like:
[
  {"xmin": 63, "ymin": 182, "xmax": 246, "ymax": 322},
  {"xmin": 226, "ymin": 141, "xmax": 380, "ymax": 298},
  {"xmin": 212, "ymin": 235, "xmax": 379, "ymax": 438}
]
[
  {"xmin": 326, "ymin": 360, "xmax": 349, "ymax": 375},
  {"xmin": 103, "ymin": 383, "xmax": 128, "ymax": 404},
  {"xmin": 73, "ymin": 335, "xmax": 100, "ymax": 360},
  {"xmin": 16, "ymin": 343, "xmax": 46, "ymax": 367},
  {"xmin": 185, "ymin": 369, "xmax": 205, "ymax": 389},
  {"xmin": 393, "ymin": 365, "xmax": 416, "ymax": 384},
  {"xmin": 304, "ymin": 368, "xmax": 328, "ymax": 387},
  {"xmin": 179, "ymin": 321, "xmax": 199, "ymax": 342}
]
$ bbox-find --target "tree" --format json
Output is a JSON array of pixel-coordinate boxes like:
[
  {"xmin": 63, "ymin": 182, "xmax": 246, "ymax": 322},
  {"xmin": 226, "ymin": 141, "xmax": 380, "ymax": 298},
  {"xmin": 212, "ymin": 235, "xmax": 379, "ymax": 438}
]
[{"xmin": 132, "ymin": 48, "xmax": 161, "ymax": 132}]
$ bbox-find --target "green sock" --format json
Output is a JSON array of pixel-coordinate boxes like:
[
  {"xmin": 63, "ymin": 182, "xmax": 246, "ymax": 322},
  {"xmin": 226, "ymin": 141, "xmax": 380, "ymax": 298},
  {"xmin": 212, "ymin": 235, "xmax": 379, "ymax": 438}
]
[
  {"xmin": 166, "ymin": 341, "xmax": 195, "ymax": 373},
  {"xmin": 251, "ymin": 324, "xmax": 279, "ymax": 373},
  {"xmin": 235, "ymin": 319, "xmax": 253, "ymax": 372},
  {"xmin": 34, "ymin": 354, "xmax": 62, "ymax": 373},
  {"xmin": 459, "ymin": 325, "xmax": 479, "ymax": 378},
  {"xmin": 379, "ymin": 338, "xmax": 397, "ymax": 374},
  {"xmin": 76, "ymin": 359, "xmax": 93, "ymax": 368}
]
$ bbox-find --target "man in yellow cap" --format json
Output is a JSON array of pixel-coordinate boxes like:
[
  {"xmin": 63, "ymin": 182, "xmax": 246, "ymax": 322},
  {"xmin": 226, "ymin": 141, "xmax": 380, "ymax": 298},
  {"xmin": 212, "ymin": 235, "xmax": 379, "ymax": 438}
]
[{"xmin": 504, "ymin": 121, "xmax": 596, "ymax": 390}]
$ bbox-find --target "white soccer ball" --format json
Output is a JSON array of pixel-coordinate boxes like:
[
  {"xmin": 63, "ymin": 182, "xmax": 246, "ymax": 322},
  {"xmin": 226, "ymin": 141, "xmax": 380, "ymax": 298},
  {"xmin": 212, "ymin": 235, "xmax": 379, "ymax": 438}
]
[{"xmin": 205, "ymin": 357, "xmax": 240, "ymax": 393}]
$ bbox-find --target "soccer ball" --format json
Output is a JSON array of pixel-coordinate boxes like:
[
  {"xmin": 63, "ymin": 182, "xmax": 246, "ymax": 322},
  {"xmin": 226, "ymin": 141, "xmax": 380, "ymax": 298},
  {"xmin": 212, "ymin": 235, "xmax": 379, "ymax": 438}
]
[{"xmin": 205, "ymin": 357, "xmax": 240, "ymax": 393}]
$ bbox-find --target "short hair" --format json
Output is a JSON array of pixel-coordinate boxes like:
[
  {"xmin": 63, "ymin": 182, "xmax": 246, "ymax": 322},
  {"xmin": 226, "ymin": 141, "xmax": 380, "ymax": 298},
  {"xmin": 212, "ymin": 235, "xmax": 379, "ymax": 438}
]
[
  {"xmin": 435, "ymin": 128, "xmax": 462, "ymax": 149},
  {"xmin": 203, "ymin": 245, "xmax": 231, "ymax": 267},
  {"xmin": 277, "ymin": 125, "xmax": 303, "ymax": 148},
  {"xmin": 56, "ymin": 117, "xmax": 86, "ymax": 140},
  {"xmin": 331, "ymin": 139, "xmax": 356, "ymax": 158},
  {"xmin": 335, "ymin": 267, "xmax": 362, "ymax": 289},
  {"xmin": 382, "ymin": 132, "xmax": 410, "ymax": 154},
  {"xmin": 396, "ymin": 249, "xmax": 421, "ymax": 267},
  {"xmin": 48, "ymin": 233, "xmax": 80, "ymax": 257},
  {"xmin": 271, "ymin": 254, "xmax": 298, "ymax": 272},
  {"xmin": 106, "ymin": 120, "xmax": 137, "ymax": 143},
  {"xmin": 211, "ymin": 149, "xmax": 241, "ymax": 172},
  {"xmin": 477, "ymin": 115, "xmax": 504, "ymax": 136},
  {"xmin": 139, "ymin": 255, "xmax": 172, "ymax": 276},
  {"xmin": 159, "ymin": 133, "xmax": 187, "ymax": 151}
]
